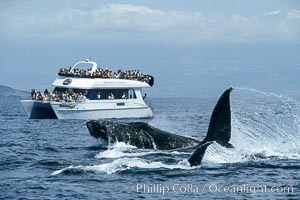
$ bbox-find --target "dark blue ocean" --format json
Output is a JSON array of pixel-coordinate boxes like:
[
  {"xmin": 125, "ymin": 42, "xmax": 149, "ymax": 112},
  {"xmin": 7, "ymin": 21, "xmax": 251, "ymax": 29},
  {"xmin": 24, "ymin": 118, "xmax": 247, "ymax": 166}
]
[{"xmin": 0, "ymin": 88, "xmax": 299, "ymax": 199}]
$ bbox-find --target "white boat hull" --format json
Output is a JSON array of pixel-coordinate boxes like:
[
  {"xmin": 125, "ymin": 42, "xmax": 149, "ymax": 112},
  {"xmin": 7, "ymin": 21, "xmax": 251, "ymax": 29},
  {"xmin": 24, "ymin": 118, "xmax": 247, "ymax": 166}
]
[
  {"xmin": 52, "ymin": 106, "xmax": 153, "ymax": 119},
  {"xmin": 21, "ymin": 100, "xmax": 153, "ymax": 119}
]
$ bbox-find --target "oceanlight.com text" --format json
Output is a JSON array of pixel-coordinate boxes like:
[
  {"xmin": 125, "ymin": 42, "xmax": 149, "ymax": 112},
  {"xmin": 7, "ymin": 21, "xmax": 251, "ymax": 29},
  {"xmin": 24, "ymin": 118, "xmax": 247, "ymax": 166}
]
[{"xmin": 123, "ymin": 183, "xmax": 295, "ymax": 196}]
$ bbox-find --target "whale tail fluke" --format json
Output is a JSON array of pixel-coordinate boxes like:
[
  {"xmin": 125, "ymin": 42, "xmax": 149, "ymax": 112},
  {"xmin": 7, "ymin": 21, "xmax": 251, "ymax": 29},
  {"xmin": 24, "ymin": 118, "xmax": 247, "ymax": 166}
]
[
  {"xmin": 188, "ymin": 87, "xmax": 233, "ymax": 166},
  {"xmin": 202, "ymin": 87, "xmax": 233, "ymax": 147}
]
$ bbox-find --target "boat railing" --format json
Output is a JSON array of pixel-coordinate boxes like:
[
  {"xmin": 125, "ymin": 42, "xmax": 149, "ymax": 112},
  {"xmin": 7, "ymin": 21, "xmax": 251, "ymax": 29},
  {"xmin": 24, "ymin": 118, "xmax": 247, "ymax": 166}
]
[{"xmin": 58, "ymin": 73, "xmax": 154, "ymax": 86}]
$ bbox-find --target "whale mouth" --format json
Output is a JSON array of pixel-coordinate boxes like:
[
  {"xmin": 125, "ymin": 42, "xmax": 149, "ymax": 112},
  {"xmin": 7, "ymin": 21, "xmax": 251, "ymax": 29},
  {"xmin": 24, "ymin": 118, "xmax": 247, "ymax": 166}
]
[{"xmin": 86, "ymin": 121, "xmax": 109, "ymax": 142}]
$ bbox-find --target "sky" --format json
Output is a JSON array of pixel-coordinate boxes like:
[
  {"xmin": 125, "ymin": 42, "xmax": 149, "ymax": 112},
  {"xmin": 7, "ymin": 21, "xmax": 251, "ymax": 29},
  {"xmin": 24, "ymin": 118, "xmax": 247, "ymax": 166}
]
[{"xmin": 0, "ymin": 0, "xmax": 300, "ymax": 98}]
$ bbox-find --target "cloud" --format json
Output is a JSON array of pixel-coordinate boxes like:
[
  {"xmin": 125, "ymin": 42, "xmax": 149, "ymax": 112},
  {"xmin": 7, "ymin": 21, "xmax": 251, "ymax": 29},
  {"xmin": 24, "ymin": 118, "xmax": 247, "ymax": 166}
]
[
  {"xmin": 287, "ymin": 10, "xmax": 300, "ymax": 20},
  {"xmin": 1, "ymin": 4, "xmax": 299, "ymax": 43},
  {"xmin": 264, "ymin": 10, "xmax": 281, "ymax": 16}
]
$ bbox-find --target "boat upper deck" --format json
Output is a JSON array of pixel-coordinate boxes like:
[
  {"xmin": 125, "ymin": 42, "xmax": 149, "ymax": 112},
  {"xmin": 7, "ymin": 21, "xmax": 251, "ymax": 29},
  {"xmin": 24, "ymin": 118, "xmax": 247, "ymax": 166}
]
[{"xmin": 56, "ymin": 59, "xmax": 154, "ymax": 88}]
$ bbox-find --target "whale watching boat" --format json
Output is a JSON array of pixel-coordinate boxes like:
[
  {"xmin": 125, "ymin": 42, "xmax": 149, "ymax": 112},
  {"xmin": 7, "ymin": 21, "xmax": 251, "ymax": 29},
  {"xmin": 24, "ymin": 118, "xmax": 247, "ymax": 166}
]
[{"xmin": 21, "ymin": 59, "xmax": 154, "ymax": 119}]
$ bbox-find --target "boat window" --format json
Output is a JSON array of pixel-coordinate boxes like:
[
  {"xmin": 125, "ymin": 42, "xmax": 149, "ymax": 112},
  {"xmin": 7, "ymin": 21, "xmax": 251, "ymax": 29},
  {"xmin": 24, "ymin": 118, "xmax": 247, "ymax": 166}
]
[
  {"xmin": 53, "ymin": 88, "xmax": 136, "ymax": 100},
  {"xmin": 86, "ymin": 89, "xmax": 136, "ymax": 100}
]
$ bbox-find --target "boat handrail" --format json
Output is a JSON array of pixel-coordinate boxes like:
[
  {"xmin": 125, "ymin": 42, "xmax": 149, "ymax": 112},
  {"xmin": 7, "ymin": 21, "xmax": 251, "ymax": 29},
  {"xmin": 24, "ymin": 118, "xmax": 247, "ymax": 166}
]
[{"xmin": 57, "ymin": 73, "xmax": 154, "ymax": 86}]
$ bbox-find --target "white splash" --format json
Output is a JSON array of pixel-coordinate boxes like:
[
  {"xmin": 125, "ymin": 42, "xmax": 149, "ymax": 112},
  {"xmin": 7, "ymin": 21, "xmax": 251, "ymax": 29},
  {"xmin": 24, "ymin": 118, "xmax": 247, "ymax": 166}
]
[
  {"xmin": 203, "ymin": 87, "xmax": 300, "ymax": 164},
  {"xmin": 51, "ymin": 157, "xmax": 197, "ymax": 175}
]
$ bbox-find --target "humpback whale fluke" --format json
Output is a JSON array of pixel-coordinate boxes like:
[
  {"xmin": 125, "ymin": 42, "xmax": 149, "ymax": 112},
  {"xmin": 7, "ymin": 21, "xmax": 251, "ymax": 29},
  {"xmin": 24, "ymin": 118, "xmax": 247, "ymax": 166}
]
[
  {"xmin": 202, "ymin": 87, "xmax": 233, "ymax": 147},
  {"xmin": 188, "ymin": 87, "xmax": 233, "ymax": 166},
  {"xmin": 86, "ymin": 87, "xmax": 234, "ymax": 166}
]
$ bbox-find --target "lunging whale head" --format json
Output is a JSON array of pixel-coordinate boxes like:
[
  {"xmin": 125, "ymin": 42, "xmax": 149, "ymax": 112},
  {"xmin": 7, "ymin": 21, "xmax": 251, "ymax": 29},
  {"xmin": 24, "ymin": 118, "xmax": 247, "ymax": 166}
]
[
  {"xmin": 86, "ymin": 120, "xmax": 110, "ymax": 142},
  {"xmin": 86, "ymin": 120, "xmax": 159, "ymax": 148}
]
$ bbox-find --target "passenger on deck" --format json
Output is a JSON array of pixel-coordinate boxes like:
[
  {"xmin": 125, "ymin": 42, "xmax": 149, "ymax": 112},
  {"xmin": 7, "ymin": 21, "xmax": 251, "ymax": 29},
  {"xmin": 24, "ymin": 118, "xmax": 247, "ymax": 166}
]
[
  {"xmin": 97, "ymin": 92, "xmax": 101, "ymax": 100},
  {"xmin": 31, "ymin": 89, "xmax": 36, "ymax": 100},
  {"xmin": 62, "ymin": 91, "xmax": 67, "ymax": 102},
  {"xmin": 143, "ymin": 93, "xmax": 147, "ymax": 100},
  {"xmin": 108, "ymin": 92, "xmax": 114, "ymax": 100},
  {"xmin": 58, "ymin": 64, "xmax": 148, "ymax": 82},
  {"xmin": 44, "ymin": 89, "xmax": 49, "ymax": 96},
  {"xmin": 77, "ymin": 93, "xmax": 83, "ymax": 102},
  {"xmin": 55, "ymin": 92, "xmax": 59, "ymax": 101},
  {"xmin": 83, "ymin": 95, "xmax": 87, "ymax": 102},
  {"xmin": 48, "ymin": 92, "xmax": 55, "ymax": 101},
  {"xmin": 36, "ymin": 91, "xmax": 43, "ymax": 101},
  {"xmin": 122, "ymin": 92, "xmax": 127, "ymax": 99}
]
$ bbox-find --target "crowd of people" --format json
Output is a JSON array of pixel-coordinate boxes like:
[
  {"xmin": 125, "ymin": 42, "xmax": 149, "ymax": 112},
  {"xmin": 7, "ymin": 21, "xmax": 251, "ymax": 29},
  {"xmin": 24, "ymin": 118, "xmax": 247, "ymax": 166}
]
[
  {"xmin": 30, "ymin": 89, "xmax": 130, "ymax": 102},
  {"xmin": 31, "ymin": 89, "xmax": 88, "ymax": 103},
  {"xmin": 58, "ymin": 66, "xmax": 146, "ymax": 81}
]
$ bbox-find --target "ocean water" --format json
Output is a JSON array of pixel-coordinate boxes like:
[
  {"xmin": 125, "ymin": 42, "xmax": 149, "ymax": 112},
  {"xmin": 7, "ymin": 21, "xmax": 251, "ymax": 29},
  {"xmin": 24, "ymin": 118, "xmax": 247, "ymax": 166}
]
[{"xmin": 0, "ymin": 88, "xmax": 299, "ymax": 199}]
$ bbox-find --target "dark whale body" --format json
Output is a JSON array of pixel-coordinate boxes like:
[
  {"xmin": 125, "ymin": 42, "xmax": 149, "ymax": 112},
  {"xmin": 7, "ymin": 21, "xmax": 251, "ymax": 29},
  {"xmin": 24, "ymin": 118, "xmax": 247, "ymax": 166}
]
[
  {"xmin": 87, "ymin": 120, "xmax": 199, "ymax": 149},
  {"xmin": 87, "ymin": 87, "xmax": 234, "ymax": 166}
]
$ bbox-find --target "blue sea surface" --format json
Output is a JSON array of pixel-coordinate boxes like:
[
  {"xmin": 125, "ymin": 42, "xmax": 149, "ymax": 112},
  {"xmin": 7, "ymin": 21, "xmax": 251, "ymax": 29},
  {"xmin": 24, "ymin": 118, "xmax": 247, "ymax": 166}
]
[{"xmin": 0, "ymin": 88, "xmax": 299, "ymax": 199}]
